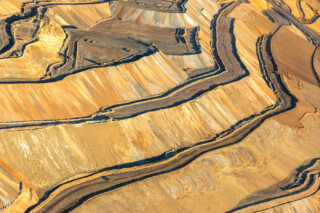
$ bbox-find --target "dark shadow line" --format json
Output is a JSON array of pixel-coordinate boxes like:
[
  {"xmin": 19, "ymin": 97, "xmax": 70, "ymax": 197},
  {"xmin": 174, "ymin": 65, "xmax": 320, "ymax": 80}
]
[{"xmin": 311, "ymin": 46, "xmax": 320, "ymax": 84}]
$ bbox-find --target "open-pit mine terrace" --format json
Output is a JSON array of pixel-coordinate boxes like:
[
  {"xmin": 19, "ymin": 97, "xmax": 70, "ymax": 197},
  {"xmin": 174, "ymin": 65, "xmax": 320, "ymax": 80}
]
[{"xmin": 0, "ymin": 0, "xmax": 319, "ymax": 212}]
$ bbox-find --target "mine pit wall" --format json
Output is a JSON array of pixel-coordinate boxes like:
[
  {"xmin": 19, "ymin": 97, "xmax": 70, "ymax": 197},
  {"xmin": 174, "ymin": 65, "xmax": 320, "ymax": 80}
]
[
  {"xmin": 109, "ymin": 2, "xmax": 197, "ymax": 28},
  {"xmin": 46, "ymin": 2, "xmax": 112, "ymax": 29},
  {"xmin": 231, "ymin": 158, "xmax": 320, "ymax": 213},
  {"xmin": 226, "ymin": 20, "xmax": 318, "ymax": 211},
  {"xmin": 0, "ymin": 0, "xmax": 277, "ymax": 201},
  {"xmin": 0, "ymin": 1, "xmax": 298, "ymax": 210},
  {"xmin": 229, "ymin": 3, "xmax": 278, "ymax": 103},
  {"xmin": 24, "ymin": 23, "xmax": 296, "ymax": 211},
  {"xmin": 18, "ymin": 2, "xmax": 316, "ymax": 210},
  {"xmin": 183, "ymin": 0, "xmax": 220, "ymax": 65},
  {"xmin": 67, "ymin": 114, "xmax": 320, "ymax": 213},
  {"xmin": 29, "ymin": 2, "xmax": 301, "ymax": 211},
  {"xmin": 0, "ymin": 0, "xmax": 220, "ymax": 121},
  {"xmin": 168, "ymin": 0, "xmax": 221, "ymax": 71},
  {"xmin": 0, "ymin": 0, "xmax": 218, "ymax": 78},
  {"xmin": 260, "ymin": 187, "xmax": 320, "ymax": 213},
  {"xmin": 95, "ymin": 3, "xmax": 267, "ymax": 122},
  {"xmin": 0, "ymin": 75, "xmax": 277, "ymax": 195},
  {"xmin": 0, "ymin": 0, "xmax": 222, "ymax": 123},
  {"xmin": 0, "ymin": 52, "xmax": 189, "ymax": 123}
]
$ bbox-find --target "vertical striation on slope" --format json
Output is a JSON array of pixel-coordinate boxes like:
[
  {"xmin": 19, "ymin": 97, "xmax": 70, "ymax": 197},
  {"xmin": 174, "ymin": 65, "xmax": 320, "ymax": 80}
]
[
  {"xmin": 0, "ymin": 51, "xmax": 187, "ymax": 122},
  {"xmin": 46, "ymin": 2, "xmax": 112, "ymax": 29}
]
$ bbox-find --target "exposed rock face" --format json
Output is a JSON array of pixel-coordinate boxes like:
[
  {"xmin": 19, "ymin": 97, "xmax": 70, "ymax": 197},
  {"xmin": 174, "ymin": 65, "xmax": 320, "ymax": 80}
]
[{"xmin": 0, "ymin": 0, "xmax": 319, "ymax": 212}]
